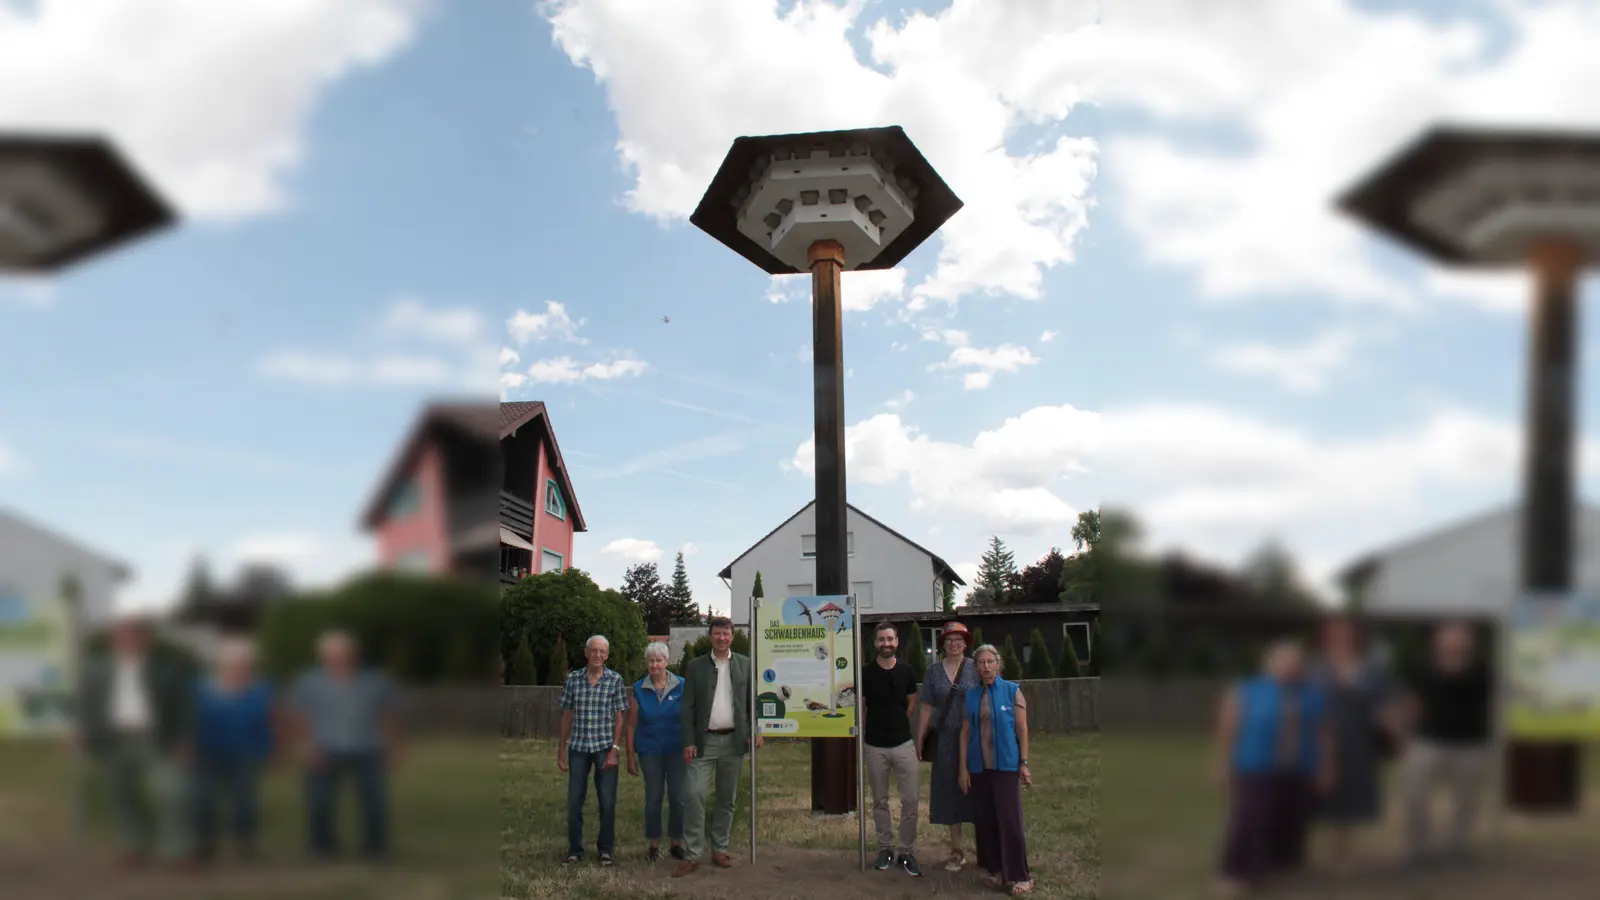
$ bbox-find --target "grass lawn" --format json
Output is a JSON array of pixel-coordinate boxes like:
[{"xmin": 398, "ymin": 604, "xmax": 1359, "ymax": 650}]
[
  {"xmin": 0, "ymin": 736, "xmax": 499, "ymax": 900},
  {"xmin": 501, "ymin": 733, "xmax": 1099, "ymax": 900},
  {"xmin": 1100, "ymin": 732, "xmax": 1600, "ymax": 900}
]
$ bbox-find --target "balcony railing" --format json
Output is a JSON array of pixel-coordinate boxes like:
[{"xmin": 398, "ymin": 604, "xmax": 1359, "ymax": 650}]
[{"xmin": 500, "ymin": 490, "xmax": 535, "ymax": 541}]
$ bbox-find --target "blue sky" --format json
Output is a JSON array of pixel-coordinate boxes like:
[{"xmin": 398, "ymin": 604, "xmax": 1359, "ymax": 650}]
[{"xmin": 5, "ymin": 0, "xmax": 1600, "ymax": 611}]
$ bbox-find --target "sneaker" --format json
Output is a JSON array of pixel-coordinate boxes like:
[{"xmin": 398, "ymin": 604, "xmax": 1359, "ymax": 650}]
[
  {"xmin": 899, "ymin": 853, "xmax": 923, "ymax": 877},
  {"xmin": 874, "ymin": 849, "xmax": 895, "ymax": 870},
  {"xmin": 647, "ymin": 846, "xmax": 660, "ymax": 863},
  {"xmin": 943, "ymin": 849, "xmax": 966, "ymax": 872},
  {"xmin": 669, "ymin": 844, "xmax": 686, "ymax": 860}
]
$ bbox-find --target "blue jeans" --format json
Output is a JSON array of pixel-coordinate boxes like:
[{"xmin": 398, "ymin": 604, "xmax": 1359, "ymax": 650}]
[
  {"xmin": 305, "ymin": 750, "xmax": 388, "ymax": 859},
  {"xmin": 637, "ymin": 752, "xmax": 686, "ymax": 843},
  {"xmin": 193, "ymin": 756, "xmax": 262, "ymax": 856},
  {"xmin": 566, "ymin": 748, "xmax": 619, "ymax": 857}
]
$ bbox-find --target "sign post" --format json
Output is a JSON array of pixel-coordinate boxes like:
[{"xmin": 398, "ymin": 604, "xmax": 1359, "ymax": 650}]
[
  {"xmin": 749, "ymin": 593, "xmax": 759, "ymax": 863},
  {"xmin": 752, "ymin": 593, "xmax": 863, "ymax": 864}
]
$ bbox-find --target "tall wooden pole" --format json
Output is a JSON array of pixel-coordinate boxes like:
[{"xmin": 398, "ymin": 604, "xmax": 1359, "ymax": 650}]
[
  {"xmin": 807, "ymin": 238, "xmax": 857, "ymax": 815},
  {"xmin": 1508, "ymin": 238, "xmax": 1584, "ymax": 813}
]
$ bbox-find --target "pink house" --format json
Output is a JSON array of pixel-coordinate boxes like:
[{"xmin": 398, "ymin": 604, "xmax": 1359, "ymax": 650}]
[{"xmin": 358, "ymin": 401, "xmax": 586, "ymax": 585}]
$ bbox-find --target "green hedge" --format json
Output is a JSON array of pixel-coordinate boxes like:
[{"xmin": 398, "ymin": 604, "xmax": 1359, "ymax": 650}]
[
  {"xmin": 500, "ymin": 568, "xmax": 648, "ymax": 685},
  {"xmin": 257, "ymin": 570, "xmax": 498, "ymax": 684}
]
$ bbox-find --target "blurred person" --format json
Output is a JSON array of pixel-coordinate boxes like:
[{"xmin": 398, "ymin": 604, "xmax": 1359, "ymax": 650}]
[
  {"xmin": 76, "ymin": 614, "xmax": 196, "ymax": 869},
  {"xmin": 288, "ymin": 630, "xmax": 401, "ymax": 861},
  {"xmin": 557, "ymin": 634, "xmax": 628, "ymax": 866},
  {"xmin": 1308, "ymin": 616, "xmax": 1403, "ymax": 869},
  {"xmin": 625, "ymin": 641, "xmax": 686, "ymax": 863},
  {"xmin": 1399, "ymin": 621, "xmax": 1492, "ymax": 867},
  {"xmin": 192, "ymin": 637, "xmax": 278, "ymax": 864},
  {"xmin": 1213, "ymin": 639, "xmax": 1334, "ymax": 895},
  {"xmin": 914, "ymin": 621, "xmax": 978, "ymax": 873},
  {"xmin": 957, "ymin": 644, "xmax": 1034, "ymax": 896},
  {"xmin": 863, "ymin": 622, "xmax": 923, "ymax": 876},
  {"xmin": 673, "ymin": 617, "xmax": 761, "ymax": 877}
]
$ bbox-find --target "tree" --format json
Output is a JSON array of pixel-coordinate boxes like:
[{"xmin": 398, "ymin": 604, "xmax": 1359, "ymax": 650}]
[
  {"xmin": 941, "ymin": 580, "xmax": 956, "ymax": 613},
  {"xmin": 503, "ymin": 568, "xmax": 647, "ymax": 686},
  {"xmin": 1000, "ymin": 635, "xmax": 1023, "ymax": 681},
  {"xmin": 903, "ymin": 624, "xmax": 928, "ymax": 681},
  {"xmin": 507, "ymin": 632, "xmax": 537, "ymax": 685},
  {"xmin": 1025, "ymin": 629, "xmax": 1056, "ymax": 679},
  {"xmin": 1057, "ymin": 632, "xmax": 1083, "ymax": 678},
  {"xmin": 176, "ymin": 554, "xmax": 218, "ymax": 615},
  {"xmin": 622, "ymin": 562, "xmax": 671, "ymax": 635},
  {"xmin": 543, "ymin": 634, "xmax": 570, "ymax": 686},
  {"xmin": 1089, "ymin": 618, "xmax": 1106, "ymax": 676},
  {"xmin": 731, "ymin": 629, "xmax": 751, "ymax": 657},
  {"xmin": 1016, "ymin": 548, "xmax": 1069, "ymax": 606},
  {"xmin": 969, "ymin": 627, "xmax": 985, "ymax": 656},
  {"xmin": 1240, "ymin": 539, "xmax": 1316, "ymax": 607},
  {"xmin": 443, "ymin": 628, "xmax": 486, "ymax": 682},
  {"xmin": 972, "ymin": 536, "xmax": 1017, "ymax": 606},
  {"xmin": 665, "ymin": 552, "xmax": 700, "ymax": 625}
]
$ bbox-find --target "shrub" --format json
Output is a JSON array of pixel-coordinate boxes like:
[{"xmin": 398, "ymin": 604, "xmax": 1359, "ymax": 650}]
[
  {"xmin": 543, "ymin": 634, "xmax": 570, "ymax": 686},
  {"xmin": 1058, "ymin": 633, "xmax": 1083, "ymax": 678},
  {"xmin": 904, "ymin": 624, "xmax": 928, "ymax": 682},
  {"xmin": 1026, "ymin": 629, "xmax": 1056, "ymax": 679},
  {"xmin": 502, "ymin": 568, "xmax": 646, "ymax": 686},
  {"xmin": 1001, "ymin": 636, "xmax": 1023, "ymax": 681},
  {"xmin": 507, "ymin": 633, "xmax": 537, "ymax": 685}
]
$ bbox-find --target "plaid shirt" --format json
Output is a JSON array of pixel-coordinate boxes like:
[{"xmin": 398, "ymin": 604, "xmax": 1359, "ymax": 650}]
[{"xmin": 560, "ymin": 667, "xmax": 629, "ymax": 753}]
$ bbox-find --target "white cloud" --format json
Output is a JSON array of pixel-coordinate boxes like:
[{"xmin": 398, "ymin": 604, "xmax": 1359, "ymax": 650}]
[
  {"xmin": 523, "ymin": 356, "xmax": 649, "ymax": 385},
  {"xmin": 790, "ymin": 407, "xmax": 1098, "ymax": 533},
  {"xmin": 1040, "ymin": 330, "xmax": 1058, "ymax": 343},
  {"xmin": 543, "ymin": 0, "xmax": 1098, "ymax": 307},
  {"xmin": 1092, "ymin": 0, "xmax": 1600, "ymax": 309},
  {"xmin": 230, "ymin": 533, "xmax": 321, "ymax": 565},
  {"xmin": 680, "ymin": 542, "xmax": 700, "ymax": 557},
  {"xmin": 922, "ymin": 328, "xmax": 970, "ymax": 348},
  {"xmin": 0, "ymin": 278, "xmax": 57, "ymax": 309},
  {"xmin": 500, "ymin": 347, "xmax": 522, "ymax": 367},
  {"xmin": 765, "ymin": 267, "xmax": 909, "ymax": 312},
  {"xmin": 382, "ymin": 296, "xmax": 486, "ymax": 345},
  {"xmin": 261, "ymin": 296, "xmax": 495, "ymax": 392},
  {"xmin": 507, "ymin": 301, "xmax": 587, "ymax": 345},
  {"xmin": 932, "ymin": 343, "xmax": 1040, "ymax": 390},
  {"xmin": 1206, "ymin": 327, "xmax": 1364, "ymax": 393},
  {"xmin": 884, "ymin": 389, "xmax": 915, "ymax": 410},
  {"xmin": 0, "ymin": 440, "xmax": 20, "ymax": 475},
  {"xmin": 601, "ymin": 537, "xmax": 664, "ymax": 564},
  {"xmin": 121, "ymin": 530, "xmax": 369, "ymax": 613},
  {"xmin": 0, "ymin": 0, "xmax": 425, "ymax": 219}
]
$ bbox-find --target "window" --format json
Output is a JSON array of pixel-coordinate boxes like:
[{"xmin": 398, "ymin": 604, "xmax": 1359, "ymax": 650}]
[
  {"xmin": 1065, "ymin": 621, "xmax": 1092, "ymax": 665},
  {"xmin": 800, "ymin": 532, "xmax": 853, "ymax": 558},
  {"xmin": 785, "ymin": 583, "xmax": 814, "ymax": 599},
  {"xmin": 544, "ymin": 478, "xmax": 566, "ymax": 520},
  {"xmin": 541, "ymin": 549, "xmax": 564, "ymax": 573},
  {"xmin": 1022, "ymin": 644, "xmax": 1032, "ymax": 664},
  {"xmin": 387, "ymin": 480, "xmax": 421, "ymax": 519},
  {"xmin": 850, "ymin": 581, "xmax": 874, "ymax": 610},
  {"xmin": 395, "ymin": 550, "xmax": 431, "ymax": 572}
]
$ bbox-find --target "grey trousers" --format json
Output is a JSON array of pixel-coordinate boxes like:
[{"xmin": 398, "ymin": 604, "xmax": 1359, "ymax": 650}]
[
  {"xmin": 102, "ymin": 733, "xmax": 191, "ymax": 861},
  {"xmin": 1401, "ymin": 739, "xmax": 1490, "ymax": 857},
  {"xmin": 864, "ymin": 740, "xmax": 920, "ymax": 854}
]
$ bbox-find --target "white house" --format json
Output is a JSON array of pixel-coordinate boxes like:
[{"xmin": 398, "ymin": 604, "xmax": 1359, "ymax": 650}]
[
  {"xmin": 1339, "ymin": 503, "xmax": 1600, "ymax": 618},
  {"xmin": 0, "ymin": 508, "xmax": 130, "ymax": 735},
  {"xmin": 717, "ymin": 501, "xmax": 965, "ymax": 627}
]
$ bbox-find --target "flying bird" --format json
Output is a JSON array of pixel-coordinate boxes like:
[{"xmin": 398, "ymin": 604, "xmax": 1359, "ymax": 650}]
[{"xmin": 662, "ymin": 316, "xmax": 671, "ymax": 324}]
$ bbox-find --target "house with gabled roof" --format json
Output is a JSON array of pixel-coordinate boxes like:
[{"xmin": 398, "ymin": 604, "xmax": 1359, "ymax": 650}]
[
  {"xmin": 359, "ymin": 401, "xmax": 586, "ymax": 585},
  {"xmin": 717, "ymin": 500, "xmax": 964, "ymax": 627}
]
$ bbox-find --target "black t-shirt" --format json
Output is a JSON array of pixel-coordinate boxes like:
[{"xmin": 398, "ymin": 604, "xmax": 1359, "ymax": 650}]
[
  {"xmin": 1411, "ymin": 665, "xmax": 1492, "ymax": 745},
  {"xmin": 862, "ymin": 659, "xmax": 917, "ymax": 748}
]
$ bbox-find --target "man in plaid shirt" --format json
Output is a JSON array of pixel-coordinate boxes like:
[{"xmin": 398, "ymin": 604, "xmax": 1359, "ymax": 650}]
[{"xmin": 557, "ymin": 634, "xmax": 629, "ymax": 866}]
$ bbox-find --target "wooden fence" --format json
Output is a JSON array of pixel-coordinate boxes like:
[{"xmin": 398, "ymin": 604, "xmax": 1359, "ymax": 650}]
[{"xmin": 479, "ymin": 677, "xmax": 1101, "ymax": 740}]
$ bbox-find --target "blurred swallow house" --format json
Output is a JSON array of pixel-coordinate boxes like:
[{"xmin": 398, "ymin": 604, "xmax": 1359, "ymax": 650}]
[{"xmin": 360, "ymin": 401, "xmax": 586, "ymax": 586}]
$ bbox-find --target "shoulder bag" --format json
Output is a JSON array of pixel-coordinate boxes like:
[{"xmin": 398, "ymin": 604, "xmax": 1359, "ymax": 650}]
[{"xmin": 920, "ymin": 659, "xmax": 969, "ymax": 763}]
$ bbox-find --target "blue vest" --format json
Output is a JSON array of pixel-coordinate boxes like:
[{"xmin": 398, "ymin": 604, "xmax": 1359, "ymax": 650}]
[
  {"xmin": 195, "ymin": 679, "xmax": 275, "ymax": 763},
  {"xmin": 965, "ymin": 678, "xmax": 1022, "ymax": 773},
  {"xmin": 1231, "ymin": 676, "xmax": 1324, "ymax": 775},
  {"xmin": 632, "ymin": 676, "xmax": 685, "ymax": 756}
]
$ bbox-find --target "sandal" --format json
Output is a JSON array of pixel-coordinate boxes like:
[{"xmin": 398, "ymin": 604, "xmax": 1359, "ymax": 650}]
[
  {"xmin": 1009, "ymin": 881, "xmax": 1034, "ymax": 895},
  {"xmin": 984, "ymin": 874, "xmax": 1005, "ymax": 889},
  {"xmin": 599, "ymin": 853, "xmax": 614, "ymax": 867},
  {"xmin": 944, "ymin": 849, "xmax": 967, "ymax": 872},
  {"xmin": 562, "ymin": 854, "xmax": 580, "ymax": 865}
]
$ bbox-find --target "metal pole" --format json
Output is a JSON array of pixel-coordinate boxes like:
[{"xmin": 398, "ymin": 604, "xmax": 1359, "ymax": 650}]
[
  {"xmin": 855, "ymin": 595, "xmax": 866, "ymax": 871},
  {"xmin": 808, "ymin": 237, "xmax": 853, "ymax": 816},
  {"xmin": 1510, "ymin": 239, "xmax": 1584, "ymax": 813},
  {"xmin": 749, "ymin": 593, "xmax": 758, "ymax": 863}
]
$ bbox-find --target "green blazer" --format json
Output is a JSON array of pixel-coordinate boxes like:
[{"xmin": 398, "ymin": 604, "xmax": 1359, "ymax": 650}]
[
  {"xmin": 77, "ymin": 652, "xmax": 195, "ymax": 757},
  {"xmin": 679, "ymin": 651, "xmax": 752, "ymax": 754}
]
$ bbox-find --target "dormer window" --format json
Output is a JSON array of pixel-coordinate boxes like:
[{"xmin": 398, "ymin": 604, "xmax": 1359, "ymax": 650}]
[
  {"xmin": 545, "ymin": 478, "xmax": 566, "ymax": 520},
  {"xmin": 387, "ymin": 480, "xmax": 421, "ymax": 519}
]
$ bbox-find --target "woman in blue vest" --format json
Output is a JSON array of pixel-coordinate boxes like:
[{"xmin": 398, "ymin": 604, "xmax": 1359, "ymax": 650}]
[
  {"xmin": 192, "ymin": 637, "xmax": 278, "ymax": 863},
  {"xmin": 625, "ymin": 642, "xmax": 687, "ymax": 862},
  {"xmin": 1213, "ymin": 639, "xmax": 1334, "ymax": 894},
  {"xmin": 957, "ymin": 644, "xmax": 1034, "ymax": 896}
]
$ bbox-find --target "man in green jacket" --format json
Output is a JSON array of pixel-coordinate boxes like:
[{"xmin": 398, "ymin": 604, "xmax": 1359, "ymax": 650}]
[
  {"xmin": 76, "ymin": 615, "xmax": 196, "ymax": 867},
  {"xmin": 673, "ymin": 617, "xmax": 761, "ymax": 876}
]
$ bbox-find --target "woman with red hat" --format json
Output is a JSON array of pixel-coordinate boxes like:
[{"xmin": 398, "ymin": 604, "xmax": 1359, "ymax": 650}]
[{"xmin": 914, "ymin": 621, "xmax": 980, "ymax": 873}]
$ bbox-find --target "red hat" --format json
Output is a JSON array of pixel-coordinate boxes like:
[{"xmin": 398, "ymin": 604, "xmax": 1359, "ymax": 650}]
[{"xmin": 939, "ymin": 622, "xmax": 971, "ymax": 647}]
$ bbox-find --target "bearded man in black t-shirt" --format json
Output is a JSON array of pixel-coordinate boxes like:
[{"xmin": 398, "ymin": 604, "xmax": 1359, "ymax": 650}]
[
  {"xmin": 1399, "ymin": 621, "xmax": 1492, "ymax": 866},
  {"xmin": 862, "ymin": 622, "xmax": 923, "ymax": 877}
]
